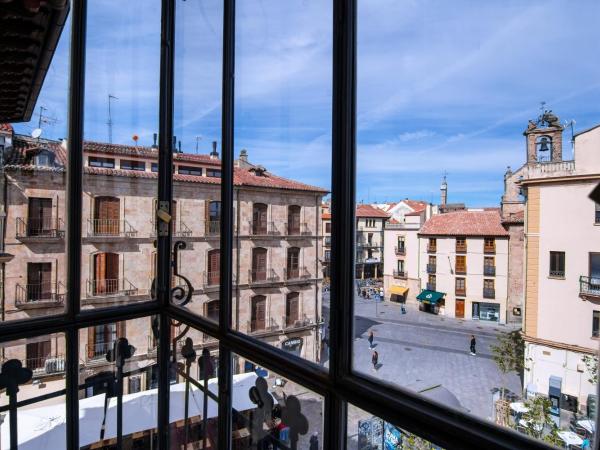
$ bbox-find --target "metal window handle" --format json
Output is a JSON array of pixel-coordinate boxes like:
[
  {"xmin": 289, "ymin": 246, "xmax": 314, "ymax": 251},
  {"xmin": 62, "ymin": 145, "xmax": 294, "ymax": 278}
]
[{"xmin": 157, "ymin": 208, "xmax": 171, "ymax": 223}]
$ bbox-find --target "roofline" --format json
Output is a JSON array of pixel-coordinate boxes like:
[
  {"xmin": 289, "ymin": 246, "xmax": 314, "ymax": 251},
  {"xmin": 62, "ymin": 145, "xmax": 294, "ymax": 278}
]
[
  {"xmin": 519, "ymin": 173, "xmax": 600, "ymax": 185},
  {"xmin": 573, "ymin": 122, "xmax": 600, "ymax": 138},
  {"xmin": 417, "ymin": 233, "xmax": 509, "ymax": 238}
]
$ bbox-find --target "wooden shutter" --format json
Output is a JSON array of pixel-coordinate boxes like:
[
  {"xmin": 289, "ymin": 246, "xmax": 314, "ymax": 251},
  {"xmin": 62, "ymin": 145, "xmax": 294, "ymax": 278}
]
[
  {"xmin": 287, "ymin": 248, "xmax": 299, "ymax": 278},
  {"xmin": 253, "ymin": 204, "xmax": 267, "ymax": 234},
  {"xmin": 286, "ymin": 293, "xmax": 299, "ymax": 325},
  {"xmin": 94, "ymin": 253, "xmax": 106, "ymax": 294},
  {"xmin": 95, "ymin": 197, "xmax": 120, "ymax": 235},
  {"xmin": 288, "ymin": 206, "xmax": 300, "ymax": 234},
  {"xmin": 106, "ymin": 253, "xmax": 119, "ymax": 293},
  {"xmin": 208, "ymin": 250, "xmax": 220, "ymax": 285},
  {"xmin": 252, "ymin": 248, "xmax": 267, "ymax": 281},
  {"xmin": 87, "ymin": 327, "xmax": 95, "ymax": 359},
  {"xmin": 117, "ymin": 321, "xmax": 126, "ymax": 338},
  {"xmin": 29, "ymin": 198, "xmax": 52, "ymax": 235},
  {"xmin": 252, "ymin": 296, "xmax": 266, "ymax": 330}
]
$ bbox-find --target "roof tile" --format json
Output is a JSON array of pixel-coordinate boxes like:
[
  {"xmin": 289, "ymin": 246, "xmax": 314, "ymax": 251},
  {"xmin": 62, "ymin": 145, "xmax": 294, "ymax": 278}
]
[{"xmin": 419, "ymin": 210, "xmax": 508, "ymax": 237}]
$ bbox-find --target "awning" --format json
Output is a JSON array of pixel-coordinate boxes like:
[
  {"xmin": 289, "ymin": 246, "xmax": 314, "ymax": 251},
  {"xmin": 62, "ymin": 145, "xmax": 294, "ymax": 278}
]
[
  {"xmin": 416, "ymin": 290, "xmax": 445, "ymax": 304},
  {"xmin": 390, "ymin": 286, "xmax": 408, "ymax": 296}
]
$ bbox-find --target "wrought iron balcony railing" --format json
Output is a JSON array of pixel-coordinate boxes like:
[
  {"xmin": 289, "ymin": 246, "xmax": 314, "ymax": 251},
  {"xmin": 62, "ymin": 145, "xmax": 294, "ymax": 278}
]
[
  {"xmin": 205, "ymin": 219, "xmax": 220, "ymax": 236},
  {"xmin": 426, "ymin": 264, "xmax": 436, "ymax": 274},
  {"xmin": 151, "ymin": 220, "xmax": 192, "ymax": 237},
  {"xmin": 16, "ymin": 217, "xmax": 64, "ymax": 239},
  {"xmin": 284, "ymin": 266, "xmax": 310, "ymax": 281},
  {"xmin": 483, "ymin": 288, "xmax": 495, "ymax": 299},
  {"xmin": 86, "ymin": 341, "xmax": 115, "ymax": 360},
  {"xmin": 580, "ymin": 276, "xmax": 600, "ymax": 299},
  {"xmin": 285, "ymin": 222, "xmax": 311, "ymax": 236},
  {"xmin": 393, "ymin": 270, "xmax": 406, "ymax": 278},
  {"xmin": 247, "ymin": 317, "xmax": 279, "ymax": 333},
  {"xmin": 1, "ymin": 355, "xmax": 66, "ymax": 374},
  {"xmin": 15, "ymin": 282, "xmax": 65, "ymax": 306},
  {"xmin": 249, "ymin": 220, "xmax": 279, "ymax": 236},
  {"xmin": 550, "ymin": 269, "xmax": 565, "ymax": 278},
  {"xmin": 282, "ymin": 314, "xmax": 313, "ymax": 329},
  {"xmin": 484, "ymin": 265, "xmax": 496, "ymax": 276},
  {"xmin": 203, "ymin": 270, "xmax": 220, "ymax": 287},
  {"xmin": 85, "ymin": 278, "xmax": 138, "ymax": 298},
  {"xmin": 248, "ymin": 268, "xmax": 279, "ymax": 284},
  {"xmin": 87, "ymin": 219, "xmax": 137, "ymax": 237},
  {"xmin": 395, "ymin": 246, "xmax": 406, "ymax": 255}
]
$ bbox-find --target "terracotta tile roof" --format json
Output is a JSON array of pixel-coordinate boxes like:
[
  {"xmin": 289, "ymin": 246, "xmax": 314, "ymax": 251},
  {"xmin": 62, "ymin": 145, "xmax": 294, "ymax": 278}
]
[
  {"xmin": 6, "ymin": 135, "xmax": 328, "ymax": 193},
  {"xmin": 419, "ymin": 210, "xmax": 508, "ymax": 237},
  {"xmin": 405, "ymin": 211, "xmax": 424, "ymax": 216},
  {"xmin": 502, "ymin": 210, "xmax": 524, "ymax": 224},
  {"xmin": 0, "ymin": 124, "xmax": 14, "ymax": 133},
  {"xmin": 356, "ymin": 204, "xmax": 390, "ymax": 218},
  {"xmin": 388, "ymin": 218, "xmax": 400, "ymax": 224},
  {"xmin": 403, "ymin": 200, "xmax": 428, "ymax": 212},
  {"xmin": 322, "ymin": 212, "xmax": 331, "ymax": 220}
]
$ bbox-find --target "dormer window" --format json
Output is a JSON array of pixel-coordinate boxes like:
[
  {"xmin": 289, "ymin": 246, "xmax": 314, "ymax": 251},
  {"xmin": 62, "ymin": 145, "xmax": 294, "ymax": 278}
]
[
  {"xmin": 178, "ymin": 165, "xmax": 202, "ymax": 176},
  {"xmin": 89, "ymin": 157, "xmax": 115, "ymax": 168},
  {"xmin": 250, "ymin": 165, "xmax": 267, "ymax": 177},
  {"xmin": 34, "ymin": 152, "xmax": 50, "ymax": 167}
]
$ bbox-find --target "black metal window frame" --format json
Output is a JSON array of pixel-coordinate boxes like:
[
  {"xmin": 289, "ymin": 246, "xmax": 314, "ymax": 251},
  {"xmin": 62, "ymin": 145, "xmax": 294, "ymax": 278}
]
[{"xmin": 0, "ymin": 1, "xmax": 565, "ymax": 449}]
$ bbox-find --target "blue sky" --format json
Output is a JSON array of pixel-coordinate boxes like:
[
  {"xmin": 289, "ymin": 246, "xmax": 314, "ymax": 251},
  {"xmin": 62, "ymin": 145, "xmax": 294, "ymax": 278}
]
[{"xmin": 13, "ymin": 0, "xmax": 600, "ymax": 207}]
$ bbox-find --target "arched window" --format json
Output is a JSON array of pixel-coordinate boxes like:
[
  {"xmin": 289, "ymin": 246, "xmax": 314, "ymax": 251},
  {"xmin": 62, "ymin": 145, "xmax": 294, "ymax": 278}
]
[
  {"xmin": 251, "ymin": 247, "xmax": 267, "ymax": 281},
  {"xmin": 287, "ymin": 247, "xmax": 300, "ymax": 279},
  {"xmin": 251, "ymin": 295, "xmax": 266, "ymax": 331},
  {"xmin": 252, "ymin": 203, "xmax": 268, "ymax": 234},
  {"xmin": 287, "ymin": 205, "xmax": 301, "ymax": 235},
  {"xmin": 286, "ymin": 292, "xmax": 300, "ymax": 327}
]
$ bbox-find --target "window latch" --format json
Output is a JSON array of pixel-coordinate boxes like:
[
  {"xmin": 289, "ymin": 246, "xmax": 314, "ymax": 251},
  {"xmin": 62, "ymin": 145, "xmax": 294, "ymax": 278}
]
[{"xmin": 156, "ymin": 201, "xmax": 171, "ymax": 236}]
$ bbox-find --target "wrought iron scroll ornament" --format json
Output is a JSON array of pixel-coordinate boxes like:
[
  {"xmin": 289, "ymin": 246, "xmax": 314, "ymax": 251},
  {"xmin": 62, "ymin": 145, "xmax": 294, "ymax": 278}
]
[{"xmin": 150, "ymin": 240, "xmax": 194, "ymax": 307}]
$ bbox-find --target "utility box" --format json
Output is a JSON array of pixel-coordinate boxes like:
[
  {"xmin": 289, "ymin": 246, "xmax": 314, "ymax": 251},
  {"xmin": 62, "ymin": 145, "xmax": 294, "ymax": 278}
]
[{"xmin": 548, "ymin": 376, "xmax": 562, "ymax": 427}]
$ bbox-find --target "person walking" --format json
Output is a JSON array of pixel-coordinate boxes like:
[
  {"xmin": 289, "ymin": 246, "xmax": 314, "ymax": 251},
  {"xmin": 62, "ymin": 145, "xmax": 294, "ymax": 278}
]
[
  {"xmin": 368, "ymin": 330, "xmax": 374, "ymax": 349},
  {"xmin": 372, "ymin": 350, "xmax": 379, "ymax": 372},
  {"xmin": 469, "ymin": 335, "xmax": 476, "ymax": 356}
]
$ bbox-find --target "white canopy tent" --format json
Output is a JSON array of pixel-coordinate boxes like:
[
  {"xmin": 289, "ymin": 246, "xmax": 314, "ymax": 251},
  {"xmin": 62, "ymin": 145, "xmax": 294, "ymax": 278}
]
[{"xmin": 1, "ymin": 372, "xmax": 259, "ymax": 449}]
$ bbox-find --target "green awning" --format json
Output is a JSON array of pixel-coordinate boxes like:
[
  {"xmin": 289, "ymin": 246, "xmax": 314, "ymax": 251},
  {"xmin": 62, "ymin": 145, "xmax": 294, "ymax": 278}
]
[{"xmin": 416, "ymin": 290, "xmax": 445, "ymax": 305}]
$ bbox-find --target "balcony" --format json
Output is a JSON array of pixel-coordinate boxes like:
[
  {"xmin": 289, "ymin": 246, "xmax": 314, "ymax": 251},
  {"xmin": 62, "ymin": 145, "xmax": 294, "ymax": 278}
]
[
  {"xmin": 1, "ymin": 355, "xmax": 66, "ymax": 376},
  {"xmin": 455, "ymin": 243, "xmax": 467, "ymax": 253},
  {"xmin": 426, "ymin": 264, "xmax": 436, "ymax": 274},
  {"xmin": 393, "ymin": 270, "xmax": 406, "ymax": 279},
  {"xmin": 484, "ymin": 265, "xmax": 496, "ymax": 276},
  {"xmin": 146, "ymin": 335, "xmax": 184, "ymax": 355},
  {"xmin": 426, "ymin": 283, "xmax": 436, "ymax": 291},
  {"xmin": 15, "ymin": 282, "xmax": 65, "ymax": 308},
  {"xmin": 285, "ymin": 222, "xmax": 311, "ymax": 236},
  {"xmin": 16, "ymin": 217, "xmax": 64, "ymax": 241},
  {"xmin": 247, "ymin": 317, "xmax": 279, "ymax": 334},
  {"xmin": 324, "ymin": 236, "xmax": 331, "ymax": 247},
  {"xmin": 85, "ymin": 278, "xmax": 138, "ymax": 300},
  {"xmin": 249, "ymin": 221, "xmax": 279, "ymax": 236},
  {"xmin": 427, "ymin": 244, "xmax": 437, "ymax": 253},
  {"xmin": 205, "ymin": 220, "xmax": 220, "ymax": 236},
  {"xmin": 580, "ymin": 276, "xmax": 600, "ymax": 300},
  {"xmin": 395, "ymin": 246, "xmax": 406, "ymax": 255},
  {"xmin": 87, "ymin": 219, "xmax": 137, "ymax": 238},
  {"xmin": 284, "ymin": 266, "xmax": 310, "ymax": 282},
  {"xmin": 283, "ymin": 314, "xmax": 313, "ymax": 329},
  {"xmin": 455, "ymin": 288, "xmax": 466, "ymax": 297},
  {"xmin": 357, "ymin": 240, "xmax": 381, "ymax": 249},
  {"xmin": 86, "ymin": 341, "xmax": 114, "ymax": 360},
  {"xmin": 483, "ymin": 288, "xmax": 495, "ymax": 299},
  {"xmin": 151, "ymin": 220, "xmax": 192, "ymax": 237},
  {"xmin": 203, "ymin": 271, "xmax": 220, "ymax": 288},
  {"xmin": 248, "ymin": 268, "xmax": 279, "ymax": 285}
]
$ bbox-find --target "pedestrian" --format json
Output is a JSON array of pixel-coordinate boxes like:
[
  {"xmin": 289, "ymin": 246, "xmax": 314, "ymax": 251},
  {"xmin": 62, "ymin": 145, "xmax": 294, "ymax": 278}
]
[
  {"xmin": 368, "ymin": 330, "xmax": 374, "ymax": 349},
  {"xmin": 309, "ymin": 432, "xmax": 319, "ymax": 450},
  {"xmin": 372, "ymin": 350, "xmax": 379, "ymax": 371},
  {"xmin": 469, "ymin": 334, "xmax": 476, "ymax": 355}
]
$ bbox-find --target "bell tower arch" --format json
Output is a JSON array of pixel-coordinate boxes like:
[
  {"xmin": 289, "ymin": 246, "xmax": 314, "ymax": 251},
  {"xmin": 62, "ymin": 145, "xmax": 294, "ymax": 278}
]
[{"xmin": 524, "ymin": 110, "xmax": 563, "ymax": 163}]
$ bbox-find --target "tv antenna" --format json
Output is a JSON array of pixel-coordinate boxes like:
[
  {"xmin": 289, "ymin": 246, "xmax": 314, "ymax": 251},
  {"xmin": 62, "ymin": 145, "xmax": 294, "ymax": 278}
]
[
  {"xmin": 195, "ymin": 135, "xmax": 203, "ymax": 154},
  {"xmin": 107, "ymin": 94, "xmax": 118, "ymax": 144},
  {"xmin": 33, "ymin": 106, "xmax": 58, "ymax": 140},
  {"xmin": 564, "ymin": 119, "xmax": 576, "ymax": 159}
]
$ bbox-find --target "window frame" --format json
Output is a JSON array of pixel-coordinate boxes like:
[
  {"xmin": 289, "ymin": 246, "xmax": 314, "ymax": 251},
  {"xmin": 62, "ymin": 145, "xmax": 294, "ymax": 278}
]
[
  {"xmin": 0, "ymin": 1, "xmax": 555, "ymax": 449},
  {"xmin": 549, "ymin": 250, "xmax": 565, "ymax": 277}
]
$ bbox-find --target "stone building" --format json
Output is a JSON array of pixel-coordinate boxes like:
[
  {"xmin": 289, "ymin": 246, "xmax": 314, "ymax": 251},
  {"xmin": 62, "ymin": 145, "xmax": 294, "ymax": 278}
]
[
  {"xmin": 320, "ymin": 203, "xmax": 331, "ymax": 279},
  {"xmin": 355, "ymin": 204, "xmax": 389, "ymax": 279},
  {"xmin": 0, "ymin": 126, "xmax": 326, "ymax": 390},
  {"xmin": 417, "ymin": 210, "xmax": 510, "ymax": 322},
  {"xmin": 503, "ymin": 112, "xmax": 600, "ymax": 408}
]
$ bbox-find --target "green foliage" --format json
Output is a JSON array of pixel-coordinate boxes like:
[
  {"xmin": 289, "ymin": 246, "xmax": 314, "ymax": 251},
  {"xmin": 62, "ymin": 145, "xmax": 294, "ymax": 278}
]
[
  {"xmin": 583, "ymin": 355, "xmax": 598, "ymax": 385},
  {"xmin": 519, "ymin": 396, "xmax": 561, "ymax": 445},
  {"xmin": 490, "ymin": 329, "xmax": 525, "ymax": 375}
]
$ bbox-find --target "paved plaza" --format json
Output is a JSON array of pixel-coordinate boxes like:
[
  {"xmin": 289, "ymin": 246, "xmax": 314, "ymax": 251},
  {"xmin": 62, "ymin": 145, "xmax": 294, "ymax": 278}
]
[{"xmin": 322, "ymin": 292, "xmax": 523, "ymax": 421}]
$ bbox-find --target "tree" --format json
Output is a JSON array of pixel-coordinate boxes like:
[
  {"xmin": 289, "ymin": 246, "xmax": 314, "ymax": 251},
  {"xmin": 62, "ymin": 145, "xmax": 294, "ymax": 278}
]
[
  {"xmin": 519, "ymin": 396, "xmax": 562, "ymax": 446},
  {"xmin": 490, "ymin": 329, "xmax": 524, "ymax": 399},
  {"xmin": 583, "ymin": 354, "xmax": 598, "ymax": 385}
]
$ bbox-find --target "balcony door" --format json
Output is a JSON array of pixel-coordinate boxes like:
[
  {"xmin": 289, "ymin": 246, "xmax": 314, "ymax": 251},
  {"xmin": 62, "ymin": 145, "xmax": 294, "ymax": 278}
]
[
  {"xmin": 94, "ymin": 196, "xmax": 120, "ymax": 235},
  {"xmin": 251, "ymin": 295, "xmax": 266, "ymax": 331},
  {"xmin": 208, "ymin": 249, "xmax": 220, "ymax": 285},
  {"xmin": 288, "ymin": 205, "xmax": 301, "ymax": 234},
  {"xmin": 28, "ymin": 197, "xmax": 52, "ymax": 236},
  {"xmin": 287, "ymin": 247, "xmax": 300, "ymax": 279},
  {"xmin": 94, "ymin": 252, "xmax": 119, "ymax": 294},
  {"xmin": 286, "ymin": 292, "xmax": 299, "ymax": 326},
  {"xmin": 252, "ymin": 203, "xmax": 267, "ymax": 234},
  {"xmin": 27, "ymin": 262, "xmax": 52, "ymax": 301},
  {"xmin": 26, "ymin": 340, "xmax": 51, "ymax": 370},
  {"xmin": 590, "ymin": 253, "xmax": 600, "ymax": 278},
  {"xmin": 252, "ymin": 247, "xmax": 267, "ymax": 281}
]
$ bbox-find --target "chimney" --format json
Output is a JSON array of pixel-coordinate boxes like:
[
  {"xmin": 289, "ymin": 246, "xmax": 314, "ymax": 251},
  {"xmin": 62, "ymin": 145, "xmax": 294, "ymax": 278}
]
[
  {"xmin": 152, "ymin": 133, "xmax": 158, "ymax": 149},
  {"xmin": 239, "ymin": 149, "xmax": 248, "ymax": 163},
  {"xmin": 172, "ymin": 136, "xmax": 177, "ymax": 153},
  {"xmin": 178, "ymin": 141, "xmax": 182, "ymax": 153},
  {"xmin": 210, "ymin": 141, "xmax": 219, "ymax": 159}
]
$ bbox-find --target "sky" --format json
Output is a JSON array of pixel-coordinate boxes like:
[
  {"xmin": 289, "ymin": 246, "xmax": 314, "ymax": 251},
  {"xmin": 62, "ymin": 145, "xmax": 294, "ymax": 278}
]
[{"xmin": 12, "ymin": 0, "xmax": 600, "ymax": 207}]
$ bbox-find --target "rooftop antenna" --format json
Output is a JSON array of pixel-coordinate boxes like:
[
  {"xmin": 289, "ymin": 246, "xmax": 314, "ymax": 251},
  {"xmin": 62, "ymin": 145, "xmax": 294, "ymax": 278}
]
[
  {"xmin": 564, "ymin": 119, "xmax": 576, "ymax": 159},
  {"xmin": 107, "ymin": 94, "xmax": 118, "ymax": 144},
  {"xmin": 195, "ymin": 135, "xmax": 203, "ymax": 154},
  {"xmin": 33, "ymin": 106, "xmax": 57, "ymax": 140}
]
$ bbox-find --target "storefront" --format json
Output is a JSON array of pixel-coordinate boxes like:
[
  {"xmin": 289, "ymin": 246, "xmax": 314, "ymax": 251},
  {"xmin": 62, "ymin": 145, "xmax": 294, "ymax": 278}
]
[
  {"xmin": 389, "ymin": 285, "xmax": 408, "ymax": 303},
  {"xmin": 281, "ymin": 337, "xmax": 303, "ymax": 357},
  {"xmin": 416, "ymin": 289, "xmax": 445, "ymax": 314},
  {"xmin": 472, "ymin": 302, "xmax": 500, "ymax": 322}
]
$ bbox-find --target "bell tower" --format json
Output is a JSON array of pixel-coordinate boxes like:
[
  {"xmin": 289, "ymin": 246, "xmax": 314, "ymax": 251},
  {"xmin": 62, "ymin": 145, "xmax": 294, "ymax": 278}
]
[{"xmin": 524, "ymin": 108, "xmax": 563, "ymax": 163}]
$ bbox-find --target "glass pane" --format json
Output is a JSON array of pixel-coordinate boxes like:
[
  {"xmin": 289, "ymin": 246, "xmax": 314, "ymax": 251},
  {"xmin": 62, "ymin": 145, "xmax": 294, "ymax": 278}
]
[
  {"xmin": 0, "ymin": 333, "xmax": 66, "ymax": 448},
  {"xmin": 1, "ymin": 9, "xmax": 71, "ymax": 323},
  {"xmin": 233, "ymin": 0, "xmax": 332, "ymax": 365},
  {"xmin": 231, "ymin": 353, "xmax": 323, "ymax": 449},
  {"xmin": 348, "ymin": 403, "xmax": 444, "ymax": 450},
  {"xmin": 79, "ymin": 318, "xmax": 158, "ymax": 449},
  {"xmin": 81, "ymin": 0, "xmax": 161, "ymax": 310},
  {"xmin": 355, "ymin": 0, "xmax": 600, "ymax": 446},
  {"xmin": 172, "ymin": 0, "xmax": 223, "ymax": 321},
  {"xmin": 169, "ymin": 324, "xmax": 219, "ymax": 449}
]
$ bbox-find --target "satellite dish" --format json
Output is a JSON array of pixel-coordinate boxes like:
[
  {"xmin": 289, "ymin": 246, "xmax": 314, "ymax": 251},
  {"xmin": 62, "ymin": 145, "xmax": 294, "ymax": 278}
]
[{"xmin": 31, "ymin": 128, "xmax": 42, "ymax": 139}]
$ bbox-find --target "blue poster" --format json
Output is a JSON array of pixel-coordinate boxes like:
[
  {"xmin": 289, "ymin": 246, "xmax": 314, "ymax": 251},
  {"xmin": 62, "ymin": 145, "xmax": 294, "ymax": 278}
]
[{"xmin": 383, "ymin": 422, "xmax": 402, "ymax": 450}]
